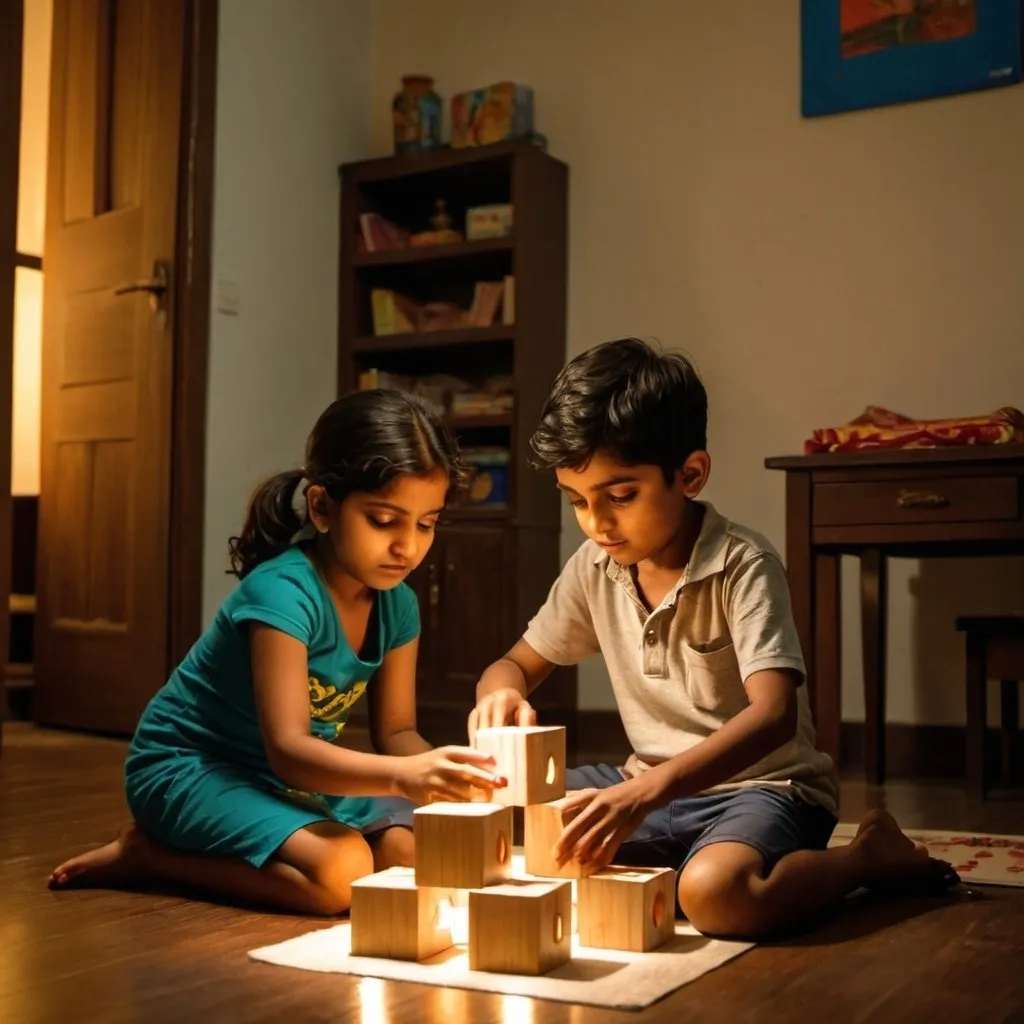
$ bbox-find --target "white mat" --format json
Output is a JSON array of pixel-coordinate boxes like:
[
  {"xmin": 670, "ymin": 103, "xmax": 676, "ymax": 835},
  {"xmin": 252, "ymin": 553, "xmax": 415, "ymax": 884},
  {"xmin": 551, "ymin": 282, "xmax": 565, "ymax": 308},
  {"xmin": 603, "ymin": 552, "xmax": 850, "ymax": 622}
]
[{"xmin": 248, "ymin": 920, "xmax": 752, "ymax": 1011}]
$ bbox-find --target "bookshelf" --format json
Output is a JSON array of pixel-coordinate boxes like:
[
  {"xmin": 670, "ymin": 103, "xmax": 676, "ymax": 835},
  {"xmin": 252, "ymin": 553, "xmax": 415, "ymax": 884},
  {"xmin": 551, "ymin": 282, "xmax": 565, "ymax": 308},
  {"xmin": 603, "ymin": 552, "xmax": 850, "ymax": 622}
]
[{"xmin": 337, "ymin": 140, "xmax": 576, "ymax": 748}]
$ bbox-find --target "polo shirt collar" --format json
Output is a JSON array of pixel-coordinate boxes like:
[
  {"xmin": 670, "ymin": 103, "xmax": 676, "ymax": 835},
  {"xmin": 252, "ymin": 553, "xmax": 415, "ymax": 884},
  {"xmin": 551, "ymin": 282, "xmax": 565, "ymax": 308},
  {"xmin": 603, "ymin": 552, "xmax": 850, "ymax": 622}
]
[{"xmin": 593, "ymin": 501, "xmax": 729, "ymax": 595}]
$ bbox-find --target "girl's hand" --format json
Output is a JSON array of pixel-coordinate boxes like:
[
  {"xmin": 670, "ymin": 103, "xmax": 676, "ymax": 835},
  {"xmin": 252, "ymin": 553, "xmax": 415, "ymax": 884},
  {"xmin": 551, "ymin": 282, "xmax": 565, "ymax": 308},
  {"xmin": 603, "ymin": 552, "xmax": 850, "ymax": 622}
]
[
  {"xmin": 393, "ymin": 746, "xmax": 508, "ymax": 804},
  {"xmin": 468, "ymin": 688, "xmax": 537, "ymax": 741}
]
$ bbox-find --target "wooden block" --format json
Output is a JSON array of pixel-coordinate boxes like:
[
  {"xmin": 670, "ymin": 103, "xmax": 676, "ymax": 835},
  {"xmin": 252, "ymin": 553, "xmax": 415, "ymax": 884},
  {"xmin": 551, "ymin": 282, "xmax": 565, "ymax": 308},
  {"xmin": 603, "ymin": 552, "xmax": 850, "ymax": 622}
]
[
  {"xmin": 350, "ymin": 867, "xmax": 455, "ymax": 961},
  {"xmin": 524, "ymin": 795, "xmax": 594, "ymax": 879},
  {"xmin": 468, "ymin": 879, "xmax": 572, "ymax": 975},
  {"xmin": 413, "ymin": 803, "xmax": 513, "ymax": 889},
  {"xmin": 472, "ymin": 725, "xmax": 566, "ymax": 806},
  {"xmin": 577, "ymin": 866, "xmax": 676, "ymax": 952}
]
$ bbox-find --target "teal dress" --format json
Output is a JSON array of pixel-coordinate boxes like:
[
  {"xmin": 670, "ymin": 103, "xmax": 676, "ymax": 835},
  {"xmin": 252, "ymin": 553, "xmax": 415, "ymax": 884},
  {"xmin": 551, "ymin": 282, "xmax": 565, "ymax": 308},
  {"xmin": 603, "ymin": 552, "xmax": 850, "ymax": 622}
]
[{"xmin": 125, "ymin": 546, "xmax": 419, "ymax": 868}]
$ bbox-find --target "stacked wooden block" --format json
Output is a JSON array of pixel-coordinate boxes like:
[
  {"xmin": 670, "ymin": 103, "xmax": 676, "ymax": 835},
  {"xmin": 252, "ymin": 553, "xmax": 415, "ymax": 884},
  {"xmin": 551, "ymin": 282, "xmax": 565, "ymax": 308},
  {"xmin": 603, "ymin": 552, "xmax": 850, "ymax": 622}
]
[{"xmin": 350, "ymin": 725, "xmax": 676, "ymax": 974}]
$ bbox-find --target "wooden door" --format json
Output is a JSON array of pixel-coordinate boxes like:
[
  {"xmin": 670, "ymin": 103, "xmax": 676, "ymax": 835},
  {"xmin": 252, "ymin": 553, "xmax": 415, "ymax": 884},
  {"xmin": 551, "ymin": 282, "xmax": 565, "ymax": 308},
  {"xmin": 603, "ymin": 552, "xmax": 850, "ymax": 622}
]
[
  {"xmin": 432, "ymin": 526, "xmax": 513, "ymax": 708},
  {"xmin": 34, "ymin": 0, "xmax": 186, "ymax": 733},
  {"xmin": 0, "ymin": 2, "xmax": 23, "ymax": 749}
]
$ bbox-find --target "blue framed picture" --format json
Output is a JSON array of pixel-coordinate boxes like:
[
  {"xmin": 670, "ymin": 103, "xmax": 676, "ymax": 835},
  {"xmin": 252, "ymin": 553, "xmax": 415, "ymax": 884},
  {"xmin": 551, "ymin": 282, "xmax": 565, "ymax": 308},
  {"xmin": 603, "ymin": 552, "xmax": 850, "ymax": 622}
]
[{"xmin": 802, "ymin": 1, "xmax": 1022, "ymax": 117}]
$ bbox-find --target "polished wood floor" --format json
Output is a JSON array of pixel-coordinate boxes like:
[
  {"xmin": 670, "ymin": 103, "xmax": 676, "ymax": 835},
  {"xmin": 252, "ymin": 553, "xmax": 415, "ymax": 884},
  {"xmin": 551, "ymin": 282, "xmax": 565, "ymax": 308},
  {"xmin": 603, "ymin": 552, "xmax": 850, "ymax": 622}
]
[{"xmin": 3, "ymin": 722, "xmax": 1024, "ymax": 1024}]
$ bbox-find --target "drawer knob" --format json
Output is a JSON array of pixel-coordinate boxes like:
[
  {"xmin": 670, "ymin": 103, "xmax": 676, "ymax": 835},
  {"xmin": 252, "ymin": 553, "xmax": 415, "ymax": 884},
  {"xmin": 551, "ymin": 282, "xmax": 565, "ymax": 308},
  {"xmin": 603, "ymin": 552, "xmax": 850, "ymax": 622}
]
[{"xmin": 897, "ymin": 490, "xmax": 950, "ymax": 510}]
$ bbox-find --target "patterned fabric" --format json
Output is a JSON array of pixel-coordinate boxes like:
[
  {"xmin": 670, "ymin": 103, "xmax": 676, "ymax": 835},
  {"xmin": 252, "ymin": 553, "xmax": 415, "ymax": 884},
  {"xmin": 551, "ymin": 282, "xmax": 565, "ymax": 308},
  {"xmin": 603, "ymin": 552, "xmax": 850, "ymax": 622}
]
[{"xmin": 805, "ymin": 406, "xmax": 1024, "ymax": 454}]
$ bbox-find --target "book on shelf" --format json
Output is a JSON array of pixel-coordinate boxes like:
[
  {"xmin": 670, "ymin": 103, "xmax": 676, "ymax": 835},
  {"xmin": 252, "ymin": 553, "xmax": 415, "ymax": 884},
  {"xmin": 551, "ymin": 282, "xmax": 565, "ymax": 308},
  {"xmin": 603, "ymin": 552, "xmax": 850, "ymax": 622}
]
[
  {"xmin": 357, "ymin": 368, "xmax": 411, "ymax": 391},
  {"xmin": 359, "ymin": 212, "xmax": 410, "ymax": 252},
  {"xmin": 450, "ymin": 394, "xmax": 514, "ymax": 417},
  {"xmin": 467, "ymin": 281, "xmax": 505, "ymax": 328},
  {"xmin": 371, "ymin": 281, "xmax": 509, "ymax": 336},
  {"xmin": 370, "ymin": 289, "xmax": 419, "ymax": 335},
  {"xmin": 502, "ymin": 275, "xmax": 514, "ymax": 326},
  {"xmin": 418, "ymin": 301, "xmax": 467, "ymax": 332},
  {"xmin": 358, "ymin": 369, "xmax": 514, "ymax": 421}
]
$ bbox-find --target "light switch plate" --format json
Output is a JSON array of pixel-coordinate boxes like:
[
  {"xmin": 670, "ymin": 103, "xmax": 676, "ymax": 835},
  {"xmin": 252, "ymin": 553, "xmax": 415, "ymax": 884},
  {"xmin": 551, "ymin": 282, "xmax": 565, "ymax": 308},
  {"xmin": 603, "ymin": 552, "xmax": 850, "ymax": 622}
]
[{"xmin": 215, "ymin": 279, "xmax": 240, "ymax": 315}]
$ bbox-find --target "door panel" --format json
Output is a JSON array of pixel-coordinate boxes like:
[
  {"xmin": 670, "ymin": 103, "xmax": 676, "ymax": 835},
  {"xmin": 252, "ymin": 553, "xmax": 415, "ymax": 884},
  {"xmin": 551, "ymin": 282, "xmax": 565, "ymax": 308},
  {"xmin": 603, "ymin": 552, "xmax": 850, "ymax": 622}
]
[
  {"xmin": 34, "ymin": 0, "xmax": 185, "ymax": 733},
  {"xmin": 433, "ymin": 526, "xmax": 512, "ymax": 705}
]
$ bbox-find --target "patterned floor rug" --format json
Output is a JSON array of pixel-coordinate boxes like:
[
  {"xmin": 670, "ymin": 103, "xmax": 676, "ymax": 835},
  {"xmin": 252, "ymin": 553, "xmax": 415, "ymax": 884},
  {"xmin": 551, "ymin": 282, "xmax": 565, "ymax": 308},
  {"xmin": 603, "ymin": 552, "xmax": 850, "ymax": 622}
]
[{"xmin": 830, "ymin": 824, "xmax": 1024, "ymax": 887}]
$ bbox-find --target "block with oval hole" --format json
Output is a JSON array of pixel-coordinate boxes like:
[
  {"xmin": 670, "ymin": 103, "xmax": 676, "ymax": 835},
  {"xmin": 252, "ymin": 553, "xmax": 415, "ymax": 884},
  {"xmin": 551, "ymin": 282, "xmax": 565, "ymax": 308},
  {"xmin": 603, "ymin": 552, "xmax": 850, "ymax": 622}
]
[
  {"xmin": 350, "ymin": 867, "xmax": 455, "ymax": 961},
  {"xmin": 576, "ymin": 866, "xmax": 676, "ymax": 952},
  {"xmin": 524, "ymin": 794, "xmax": 596, "ymax": 879},
  {"xmin": 472, "ymin": 725, "xmax": 566, "ymax": 806},
  {"xmin": 468, "ymin": 878, "xmax": 572, "ymax": 975},
  {"xmin": 413, "ymin": 803, "xmax": 514, "ymax": 889}
]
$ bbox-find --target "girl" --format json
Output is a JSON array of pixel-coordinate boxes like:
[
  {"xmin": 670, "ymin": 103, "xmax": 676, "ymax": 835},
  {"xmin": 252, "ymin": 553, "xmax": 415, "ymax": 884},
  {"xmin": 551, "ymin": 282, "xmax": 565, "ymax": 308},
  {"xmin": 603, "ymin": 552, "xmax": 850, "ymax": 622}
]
[{"xmin": 49, "ymin": 389, "xmax": 505, "ymax": 914}]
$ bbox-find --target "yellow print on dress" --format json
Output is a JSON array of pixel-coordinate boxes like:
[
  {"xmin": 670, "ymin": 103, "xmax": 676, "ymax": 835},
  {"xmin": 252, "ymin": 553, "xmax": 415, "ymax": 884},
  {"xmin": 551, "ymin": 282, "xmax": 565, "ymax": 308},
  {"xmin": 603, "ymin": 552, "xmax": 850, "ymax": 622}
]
[{"xmin": 308, "ymin": 677, "xmax": 367, "ymax": 723}]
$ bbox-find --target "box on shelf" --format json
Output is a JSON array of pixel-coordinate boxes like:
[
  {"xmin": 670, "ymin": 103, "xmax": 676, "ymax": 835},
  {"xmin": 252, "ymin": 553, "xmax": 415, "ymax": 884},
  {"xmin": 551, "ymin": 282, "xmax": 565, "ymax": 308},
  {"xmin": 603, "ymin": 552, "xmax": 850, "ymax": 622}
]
[
  {"xmin": 463, "ymin": 447, "xmax": 510, "ymax": 507},
  {"xmin": 466, "ymin": 203, "xmax": 513, "ymax": 240},
  {"xmin": 451, "ymin": 82, "xmax": 534, "ymax": 149}
]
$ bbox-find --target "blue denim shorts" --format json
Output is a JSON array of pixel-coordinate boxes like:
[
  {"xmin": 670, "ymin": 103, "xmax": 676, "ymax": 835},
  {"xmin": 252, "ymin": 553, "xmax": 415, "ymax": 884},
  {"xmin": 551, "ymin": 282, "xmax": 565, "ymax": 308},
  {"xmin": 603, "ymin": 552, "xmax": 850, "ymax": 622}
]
[{"xmin": 565, "ymin": 763, "xmax": 837, "ymax": 881}]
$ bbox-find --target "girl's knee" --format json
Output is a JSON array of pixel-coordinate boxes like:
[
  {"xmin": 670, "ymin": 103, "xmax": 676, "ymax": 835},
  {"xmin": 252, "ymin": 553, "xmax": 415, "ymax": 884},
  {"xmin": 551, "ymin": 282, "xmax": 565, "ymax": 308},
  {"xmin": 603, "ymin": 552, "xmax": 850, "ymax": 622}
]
[
  {"xmin": 677, "ymin": 848, "xmax": 765, "ymax": 939},
  {"xmin": 306, "ymin": 831, "xmax": 375, "ymax": 915},
  {"xmin": 370, "ymin": 826, "xmax": 414, "ymax": 871}
]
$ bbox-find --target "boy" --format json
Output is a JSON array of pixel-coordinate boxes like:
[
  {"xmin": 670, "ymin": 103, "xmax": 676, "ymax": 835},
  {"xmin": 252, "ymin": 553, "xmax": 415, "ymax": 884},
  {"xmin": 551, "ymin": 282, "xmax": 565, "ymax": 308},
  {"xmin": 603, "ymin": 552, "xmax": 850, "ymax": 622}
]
[{"xmin": 469, "ymin": 338, "xmax": 958, "ymax": 939}]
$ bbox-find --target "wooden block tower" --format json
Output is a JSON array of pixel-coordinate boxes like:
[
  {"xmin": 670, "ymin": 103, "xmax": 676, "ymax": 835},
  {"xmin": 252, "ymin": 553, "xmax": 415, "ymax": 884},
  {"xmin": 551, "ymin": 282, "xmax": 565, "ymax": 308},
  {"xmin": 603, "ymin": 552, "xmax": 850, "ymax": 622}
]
[
  {"xmin": 350, "ymin": 867, "xmax": 455, "ymax": 961},
  {"xmin": 349, "ymin": 723, "xmax": 676, "ymax": 972},
  {"xmin": 577, "ymin": 866, "xmax": 677, "ymax": 952},
  {"xmin": 468, "ymin": 879, "xmax": 572, "ymax": 975},
  {"xmin": 472, "ymin": 725, "xmax": 566, "ymax": 806},
  {"xmin": 524, "ymin": 794, "xmax": 593, "ymax": 879},
  {"xmin": 413, "ymin": 803, "xmax": 514, "ymax": 889}
]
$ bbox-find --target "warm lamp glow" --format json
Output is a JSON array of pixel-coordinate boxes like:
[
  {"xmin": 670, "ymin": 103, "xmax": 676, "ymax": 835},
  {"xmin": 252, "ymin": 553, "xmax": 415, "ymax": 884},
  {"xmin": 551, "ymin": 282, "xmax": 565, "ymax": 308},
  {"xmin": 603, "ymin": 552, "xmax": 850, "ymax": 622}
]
[
  {"xmin": 12, "ymin": 267, "xmax": 42, "ymax": 496},
  {"xmin": 16, "ymin": 0, "xmax": 52, "ymax": 257}
]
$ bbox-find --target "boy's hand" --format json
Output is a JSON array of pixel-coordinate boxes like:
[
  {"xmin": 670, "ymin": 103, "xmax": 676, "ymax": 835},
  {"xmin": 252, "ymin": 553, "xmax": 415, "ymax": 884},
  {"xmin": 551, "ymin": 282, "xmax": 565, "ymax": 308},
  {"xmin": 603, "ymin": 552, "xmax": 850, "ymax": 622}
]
[
  {"xmin": 467, "ymin": 687, "xmax": 537, "ymax": 741},
  {"xmin": 553, "ymin": 780, "xmax": 653, "ymax": 873}
]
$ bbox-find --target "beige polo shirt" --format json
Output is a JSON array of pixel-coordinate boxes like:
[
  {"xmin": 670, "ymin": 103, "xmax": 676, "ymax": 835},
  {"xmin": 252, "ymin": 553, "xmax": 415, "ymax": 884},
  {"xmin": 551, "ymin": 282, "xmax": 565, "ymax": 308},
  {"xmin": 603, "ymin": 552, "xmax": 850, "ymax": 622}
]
[{"xmin": 523, "ymin": 502, "xmax": 837, "ymax": 814}]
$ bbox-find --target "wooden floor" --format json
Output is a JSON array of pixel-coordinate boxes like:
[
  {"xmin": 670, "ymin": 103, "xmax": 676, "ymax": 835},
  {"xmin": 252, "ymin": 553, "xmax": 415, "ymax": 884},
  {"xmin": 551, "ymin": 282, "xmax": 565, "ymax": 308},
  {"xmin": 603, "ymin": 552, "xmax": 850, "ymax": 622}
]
[{"xmin": 3, "ymin": 723, "xmax": 1024, "ymax": 1024}]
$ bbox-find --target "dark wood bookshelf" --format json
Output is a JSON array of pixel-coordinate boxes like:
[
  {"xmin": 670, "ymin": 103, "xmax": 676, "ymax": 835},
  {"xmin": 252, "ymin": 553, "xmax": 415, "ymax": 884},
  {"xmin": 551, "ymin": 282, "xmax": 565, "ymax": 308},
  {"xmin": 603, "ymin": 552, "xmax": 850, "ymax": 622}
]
[
  {"xmin": 350, "ymin": 325, "xmax": 514, "ymax": 354},
  {"xmin": 447, "ymin": 413, "xmax": 514, "ymax": 429},
  {"xmin": 444, "ymin": 505, "xmax": 511, "ymax": 521},
  {"xmin": 352, "ymin": 236, "xmax": 515, "ymax": 268},
  {"xmin": 337, "ymin": 140, "xmax": 576, "ymax": 749}
]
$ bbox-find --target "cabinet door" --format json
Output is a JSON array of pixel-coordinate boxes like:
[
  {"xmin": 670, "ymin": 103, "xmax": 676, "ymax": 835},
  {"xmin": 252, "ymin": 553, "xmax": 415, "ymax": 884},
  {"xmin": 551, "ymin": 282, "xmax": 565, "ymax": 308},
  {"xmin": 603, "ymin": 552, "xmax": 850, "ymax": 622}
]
[
  {"xmin": 404, "ymin": 544, "xmax": 440, "ymax": 687},
  {"xmin": 429, "ymin": 526, "xmax": 513, "ymax": 707}
]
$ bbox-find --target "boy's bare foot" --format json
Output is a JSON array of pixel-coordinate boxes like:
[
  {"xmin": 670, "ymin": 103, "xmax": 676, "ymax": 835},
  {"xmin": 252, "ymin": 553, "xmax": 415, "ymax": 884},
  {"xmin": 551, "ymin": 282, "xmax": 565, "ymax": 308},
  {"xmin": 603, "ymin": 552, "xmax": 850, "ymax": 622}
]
[
  {"xmin": 48, "ymin": 824, "xmax": 150, "ymax": 890},
  {"xmin": 850, "ymin": 809, "xmax": 959, "ymax": 892}
]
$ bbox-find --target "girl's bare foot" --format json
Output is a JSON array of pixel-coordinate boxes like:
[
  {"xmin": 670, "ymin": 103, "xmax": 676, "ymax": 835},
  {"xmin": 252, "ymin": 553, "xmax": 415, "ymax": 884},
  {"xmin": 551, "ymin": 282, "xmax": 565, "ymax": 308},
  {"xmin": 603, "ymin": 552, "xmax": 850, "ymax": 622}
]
[
  {"xmin": 850, "ymin": 809, "xmax": 959, "ymax": 893},
  {"xmin": 48, "ymin": 824, "xmax": 150, "ymax": 890}
]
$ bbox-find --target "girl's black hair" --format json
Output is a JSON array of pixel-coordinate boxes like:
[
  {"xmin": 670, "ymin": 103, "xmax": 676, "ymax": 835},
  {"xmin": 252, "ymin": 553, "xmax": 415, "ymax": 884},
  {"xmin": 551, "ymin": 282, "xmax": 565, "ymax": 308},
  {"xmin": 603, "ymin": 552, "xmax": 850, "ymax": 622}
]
[{"xmin": 228, "ymin": 389, "xmax": 466, "ymax": 578}]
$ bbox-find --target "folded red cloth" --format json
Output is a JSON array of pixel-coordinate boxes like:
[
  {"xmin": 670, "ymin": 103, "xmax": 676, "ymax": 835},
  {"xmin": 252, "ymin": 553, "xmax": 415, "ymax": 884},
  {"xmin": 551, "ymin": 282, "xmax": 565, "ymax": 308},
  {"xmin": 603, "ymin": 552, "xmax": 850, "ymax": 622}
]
[{"xmin": 805, "ymin": 406, "xmax": 1024, "ymax": 454}]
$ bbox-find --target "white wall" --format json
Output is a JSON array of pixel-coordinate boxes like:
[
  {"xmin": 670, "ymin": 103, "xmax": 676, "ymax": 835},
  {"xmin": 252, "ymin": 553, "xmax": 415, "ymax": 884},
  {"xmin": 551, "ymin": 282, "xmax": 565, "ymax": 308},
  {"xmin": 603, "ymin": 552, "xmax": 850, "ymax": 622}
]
[
  {"xmin": 202, "ymin": 0, "xmax": 372, "ymax": 620},
  {"xmin": 369, "ymin": 0, "xmax": 1024, "ymax": 722}
]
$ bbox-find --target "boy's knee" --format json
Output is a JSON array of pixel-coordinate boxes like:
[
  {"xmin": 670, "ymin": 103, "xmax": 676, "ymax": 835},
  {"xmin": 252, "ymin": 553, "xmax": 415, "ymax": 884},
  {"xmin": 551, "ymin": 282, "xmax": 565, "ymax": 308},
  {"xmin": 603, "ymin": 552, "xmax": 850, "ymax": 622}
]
[
  {"xmin": 677, "ymin": 848, "xmax": 765, "ymax": 939},
  {"xmin": 307, "ymin": 831, "xmax": 375, "ymax": 915}
]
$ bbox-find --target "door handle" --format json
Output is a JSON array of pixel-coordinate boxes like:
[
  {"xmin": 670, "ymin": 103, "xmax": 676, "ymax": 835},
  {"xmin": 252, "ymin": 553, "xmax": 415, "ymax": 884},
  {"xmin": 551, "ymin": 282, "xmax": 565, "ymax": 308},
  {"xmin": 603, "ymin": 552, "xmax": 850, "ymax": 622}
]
[
  {"xmin": 896, "ymin": 490, "xmax": 949, "ymax": 510},
  {"xmin": 114, "ymin": 260, "xmax": 170, "ymax": 318}
]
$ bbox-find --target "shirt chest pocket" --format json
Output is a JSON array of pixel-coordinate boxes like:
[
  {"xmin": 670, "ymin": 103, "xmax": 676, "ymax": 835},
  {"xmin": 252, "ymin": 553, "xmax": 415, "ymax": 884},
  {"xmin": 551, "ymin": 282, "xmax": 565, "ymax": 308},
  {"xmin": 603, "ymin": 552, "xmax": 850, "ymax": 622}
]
[{"xmin": 681, "ymin": 638, "xmax": 749, "ymax": 717}]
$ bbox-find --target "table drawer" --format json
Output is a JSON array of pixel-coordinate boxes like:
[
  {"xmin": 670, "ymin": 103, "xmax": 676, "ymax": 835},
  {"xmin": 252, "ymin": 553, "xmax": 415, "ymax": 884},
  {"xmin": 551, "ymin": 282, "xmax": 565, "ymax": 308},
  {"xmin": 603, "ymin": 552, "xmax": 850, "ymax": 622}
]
[{"xmin": 813, "ymin": 476, "xmax": 1020, "ymax": 527}]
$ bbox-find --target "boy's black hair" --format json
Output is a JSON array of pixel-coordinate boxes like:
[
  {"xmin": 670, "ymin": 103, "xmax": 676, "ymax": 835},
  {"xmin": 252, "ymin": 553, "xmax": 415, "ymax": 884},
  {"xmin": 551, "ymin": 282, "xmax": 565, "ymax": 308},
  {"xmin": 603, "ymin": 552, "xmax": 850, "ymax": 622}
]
[{"xmin": 530, "ymin": 338, "xmax": 707, "ymax": 481}]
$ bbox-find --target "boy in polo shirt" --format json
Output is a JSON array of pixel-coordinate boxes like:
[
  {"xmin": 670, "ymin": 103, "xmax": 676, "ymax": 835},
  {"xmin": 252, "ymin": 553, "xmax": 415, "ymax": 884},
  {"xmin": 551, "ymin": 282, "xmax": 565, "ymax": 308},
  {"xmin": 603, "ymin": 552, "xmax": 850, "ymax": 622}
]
[{"xmin": 469, "ymin": 338, "xmax": 958, "ymax": 939}]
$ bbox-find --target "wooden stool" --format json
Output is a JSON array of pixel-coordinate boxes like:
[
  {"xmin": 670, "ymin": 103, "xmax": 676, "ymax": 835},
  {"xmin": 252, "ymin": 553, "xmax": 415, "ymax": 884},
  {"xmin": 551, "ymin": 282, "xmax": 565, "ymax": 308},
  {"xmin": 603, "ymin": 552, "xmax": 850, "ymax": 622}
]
[{"xmin": 956, "ymin": 615, "xmax": 1024, "ymax": 798}]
